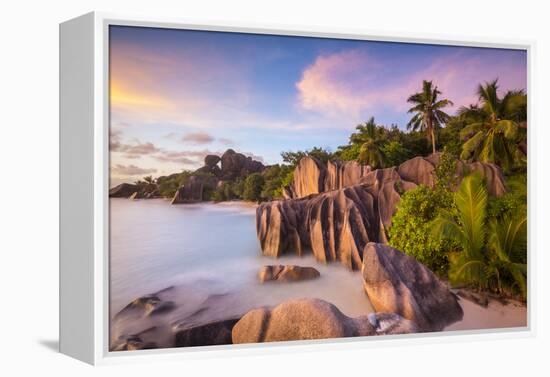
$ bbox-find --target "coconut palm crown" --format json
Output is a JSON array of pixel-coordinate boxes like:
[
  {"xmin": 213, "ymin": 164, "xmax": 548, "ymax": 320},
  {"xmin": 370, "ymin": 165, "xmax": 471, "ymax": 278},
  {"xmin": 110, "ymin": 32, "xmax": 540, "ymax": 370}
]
[
  {"xmin": 407, "ymin": 80, "xmax": 454, "ymax": 154},
  {"xmin": 458, "ymin": 79, "xmax": 526, "ymax": 170}
]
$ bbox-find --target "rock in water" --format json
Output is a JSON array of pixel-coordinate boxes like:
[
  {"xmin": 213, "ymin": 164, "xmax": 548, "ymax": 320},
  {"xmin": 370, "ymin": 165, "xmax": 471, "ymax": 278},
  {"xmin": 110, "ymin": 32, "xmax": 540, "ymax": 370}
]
[
  {"xmin": 232, "ymin": 298, "xmax": 418, "ymax": 344},
  {"xmin": 256, "ymin": 170, "xmax": 402, "ymax": 270},
  {"xmin": 109, "ymin": 183, "xmax": 138, "ymax": 198},
  {"xmin": 258, "ymin": 265, "xmax": 320, "ymax": 283},
  {"xmin": 174, "ymin": 318, "xmax": 240, "ymax": 347},
  {"xmin": 232, "ymin": 299, "xmax": 375, "ymax": 343},
  {"xmin": 361, "ymin": 243, "xmax": 463, "ymax": 331}
]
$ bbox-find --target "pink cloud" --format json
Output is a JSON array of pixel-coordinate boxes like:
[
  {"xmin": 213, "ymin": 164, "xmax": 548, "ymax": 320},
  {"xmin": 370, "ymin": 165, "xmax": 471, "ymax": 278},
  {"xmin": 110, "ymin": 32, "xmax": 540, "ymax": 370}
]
[{"xmin": 296, "ymin": 48, "xmax": 526, "ymax": 118}]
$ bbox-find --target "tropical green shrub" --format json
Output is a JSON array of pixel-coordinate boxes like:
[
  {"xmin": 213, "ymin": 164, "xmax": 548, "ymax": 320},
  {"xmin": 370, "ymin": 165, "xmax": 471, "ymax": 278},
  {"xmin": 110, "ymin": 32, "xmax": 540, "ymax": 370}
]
[
  {"xmin": 242, "ymin": 173, "xmax": 265, "ymax": 202},
  {"xmin": 431, "ymin": 173, "xmax": 527, "ymax": 299},
  {"xmin": 381, "ymin": 141, "xmax": 410, "ymax": 167},
  {"xmin": 487, "ymin": 173, "xmax": 527, "ymax": 219},
  {"xmin": 486, "ymin": 215, "xmax": 527, "ymax": 298},
  {"xmin": 389, "ymin": 185, "xmax": 455, "ymax": 275},
  {"xmin": 431, "ymin": 174, "xmax": 488, "ymax": 289}
]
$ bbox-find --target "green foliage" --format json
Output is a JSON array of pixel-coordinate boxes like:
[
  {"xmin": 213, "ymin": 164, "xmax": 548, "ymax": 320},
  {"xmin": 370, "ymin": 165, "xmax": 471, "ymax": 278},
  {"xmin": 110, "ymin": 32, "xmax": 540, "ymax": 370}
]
[
  {"xmin": 242, "ymin": 173, "xmax": 265, "ymax": 202},
  {"xmin": 156, "ymin": 171, "xmax": 193, "ymax": 198},
  {"xmin": 260, "ymin": 164, "xmax": 293, "ymax": 200},
  {"xmin": 434, "ymin": 152, "xmax": 459, "ymax": 191},
  {"xmin": 281, "ymin": 147, "xmax": 334, "ymax": 167},
  {"xmin": 431, "ymin": 173, "xmax": 527, "ymax": 298},
  {"xmin": 459, "ymin": 80, "xmax": 526, "ymax": 171},
  {"xmin": 486, "ymin": 215, "xmax": 527, "ymax": 298},
  {"xmin": 389, "ymin": 185, "xmax": 455, "ymax": 275},
  {"xmin": 487, "ymin": 173, "xmax": 527, "ymax": 219},
  {"xmin": 432, "ymin": 174, "xmax": 488, "ymax": 289},
  {"xmin": 337, "ymin": 143, "xmax": 361, "ymax": 161},
  {"xmin": 381, "ymin": 141, "xmax": 410, "ymax": 167}
]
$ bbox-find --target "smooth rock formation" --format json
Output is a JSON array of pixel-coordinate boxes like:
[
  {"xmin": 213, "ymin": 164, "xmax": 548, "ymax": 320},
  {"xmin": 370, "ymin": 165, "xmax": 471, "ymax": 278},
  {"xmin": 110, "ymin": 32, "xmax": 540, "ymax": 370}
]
[
  {"xmin": 220, "ymin": 149, "xmax": 265, "ymax": 180},
  {"xmin": 257, "ymin": 154, "xmax": 507, "ymax": 269},
  {"xmin": 284, "ymin": 157, "xmax": 371, "ymax": 199},
  {"xmin": 232, "ymin": 298, "xmax": 417, "ymax": 344},
  {"xmin": 111, "ymin": 334, "xmax": 158, "ymax": 351},
  {"xmin": 361, "ymin": 243, "xmax": 463, "ymax": 331},
  {"xmin": 109, "ymin": 183, "xmax": 138, "ymax": 198},
  {"xmin": 115, "ymin": 292, "xmax": 176, "ymax": 318},
  {"xmin": 285, "ymin": 153, "xmax": 506, "ymax": 200},
  {"xmin": 109, "ymin": 182, "xmax": 160, "ymax": 199},
  {"xmin": 205, "ymin": 154, "xmax": 221, "ymax": 167},
  {"xmin": 174, "ymin": 318, "xmax": 240, "ymax": 347},
  {"xmin": 257, "ymin": 167, "xmax": 406, "ymax": 269},
  {"xmin": 258, "ymin": 265, "xmax": 320, "ymax": 283}
]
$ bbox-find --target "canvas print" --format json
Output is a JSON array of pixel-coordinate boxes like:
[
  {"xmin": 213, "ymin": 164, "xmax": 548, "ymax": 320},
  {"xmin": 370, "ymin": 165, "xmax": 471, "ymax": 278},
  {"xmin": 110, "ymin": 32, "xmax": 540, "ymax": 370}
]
[{"xmin": 108, "ymin": 25, "xmax": 528, "ymax": 351}]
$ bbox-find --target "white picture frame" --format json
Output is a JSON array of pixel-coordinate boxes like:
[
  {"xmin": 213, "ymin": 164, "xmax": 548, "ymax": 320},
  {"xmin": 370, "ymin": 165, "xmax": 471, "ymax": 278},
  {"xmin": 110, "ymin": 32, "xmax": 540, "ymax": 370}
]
[{"xmin": 59, "ymin": 11, "xmax": 535, "ymax": 365}]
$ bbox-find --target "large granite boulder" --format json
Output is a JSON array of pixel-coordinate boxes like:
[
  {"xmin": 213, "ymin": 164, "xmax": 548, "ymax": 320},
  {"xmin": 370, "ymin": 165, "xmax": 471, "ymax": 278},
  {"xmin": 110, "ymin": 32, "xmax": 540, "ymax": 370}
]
[
  {"xmin": 288, "ymin": 156, "xmax": 326, "ymax": 198},
  {"xmin": 109, "ymin": 183, "xmax": 138, "ymax": 198},
  {"xmin": 284, "ymin": 157, "xmax": 371, "ymax": 199},
  {"xmin": 258, "ymin": 265, "xmax": 320, "ymax": 283},
  {"xmin": 204, "ymin": 154, "xmax": 221, "ymax": 167},
  {"xmin": 220, "ymin": 149, "xmax": 265, "ymax": 180},
  {"xmin": 397, "ymin": 156, "xmax": 436, "ymax": 187},
  {"xmin": 285, "ymin": 154, "xmax": 506, "ymax": 200},
  {"xmin": 257, "ymin": 154, "xmax": 507, "ymax": 270},
  {"xmin": 361, "ymin": 243, "xmax": 463, "ymax": 331},
  {"xmin": 257, "ymin": 168, "xmax": 405, "ymax": 269},
  {"xmin": 232, "ymin": 298, "xmax": 417, "ymax": 344}
]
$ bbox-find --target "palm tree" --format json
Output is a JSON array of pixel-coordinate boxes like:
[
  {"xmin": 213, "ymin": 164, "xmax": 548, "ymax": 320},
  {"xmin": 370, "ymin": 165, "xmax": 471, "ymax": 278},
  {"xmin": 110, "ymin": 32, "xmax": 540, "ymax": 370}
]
[
  {"xmin": 486, "ymin": 215, "xmax": 527, "ymax": 299},
  {"xmin": 351, "ymin": 117, "xmax": 386, "ymax": 168},
  {"xmin": 459, "ymin": 79, "xmax": 525, "ymax": 170},
  {"xmin": 407, "ymin": 80, "xmax": 454, "ymax": 154},
  {"xmin": 432, "ymin": 173, "xmax": 528, "ymax": 298},
  {"xmin": 431, "ymin": 173, "xmax": 488, "ymax": 290}
]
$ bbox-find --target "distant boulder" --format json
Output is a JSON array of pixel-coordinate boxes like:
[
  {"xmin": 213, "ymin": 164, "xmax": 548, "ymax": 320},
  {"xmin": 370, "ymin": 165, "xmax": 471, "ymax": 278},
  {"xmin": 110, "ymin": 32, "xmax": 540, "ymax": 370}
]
[
  {"xmin": 220, "ymin": 149, "xmax": 265, "ymax": 180},
  {"xmin": 109, "ymin": 183, "xmax": 138, "ymax": 198},
  {"xmin": 361, "ymin": 243, "xmax": 463, "ymax": 331},
  {"xmin": 204, "ymin": 154, "xmax": 221, "ymax": 167},
  {"xmin": 258, "ymin": 265, "xmax": 320, "ymax": 283}
]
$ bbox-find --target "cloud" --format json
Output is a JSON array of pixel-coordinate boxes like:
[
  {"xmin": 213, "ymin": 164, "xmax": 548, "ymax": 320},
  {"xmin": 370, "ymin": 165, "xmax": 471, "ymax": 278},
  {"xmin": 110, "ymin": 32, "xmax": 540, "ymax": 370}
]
[
  {"xmin": 296, "ymin": 48, "xmax": 527, "ymax": 119},
  {"xmin": 111, "ymin": 138, "xmax": 161, "ymax": 157},
  {"xmin": 218, "ymin": 137, "xmax": 235, "ymax": 146},
  {"xmin": 111, "ymin": 164, "xmax": 157, "ymax": 176},
  {"xmin": 181, "ymin": 131, "xmax": 215, "ymax": 144}
]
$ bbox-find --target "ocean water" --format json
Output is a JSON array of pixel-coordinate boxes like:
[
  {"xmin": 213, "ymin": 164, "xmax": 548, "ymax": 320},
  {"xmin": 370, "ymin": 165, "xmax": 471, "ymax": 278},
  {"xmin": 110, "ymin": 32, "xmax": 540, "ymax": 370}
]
[{"xmin": 109, "ymin": 198, "xmax": 373, "ymax": 327}]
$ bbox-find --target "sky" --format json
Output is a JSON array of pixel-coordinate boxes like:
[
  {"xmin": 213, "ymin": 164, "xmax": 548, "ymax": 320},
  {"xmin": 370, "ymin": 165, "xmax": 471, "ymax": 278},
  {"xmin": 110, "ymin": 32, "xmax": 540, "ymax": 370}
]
[{"xmin": 109, "ymin": 25, "xmax": 527, "ymax": 187}]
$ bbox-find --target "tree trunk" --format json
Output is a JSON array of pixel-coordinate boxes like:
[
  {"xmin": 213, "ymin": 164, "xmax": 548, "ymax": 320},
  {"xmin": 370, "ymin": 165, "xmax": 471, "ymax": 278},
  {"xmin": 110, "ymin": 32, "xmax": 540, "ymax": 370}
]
[{"xmin": 431, "ymin": 128, "xmax": 436, "ymax": 154}]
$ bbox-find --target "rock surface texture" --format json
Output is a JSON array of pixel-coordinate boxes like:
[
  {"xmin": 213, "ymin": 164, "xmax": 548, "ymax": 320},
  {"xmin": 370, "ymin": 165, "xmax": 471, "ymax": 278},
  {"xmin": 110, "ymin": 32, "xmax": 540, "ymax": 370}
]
[
  {"xmin": 232, "ymin": 298, "xmax": 417, "ymax": 344},
  {"xmin": 257, "ymin": 154, "xmax": 506, "ymax": 269},
  {"xmin": 258, "ymin": 265, "xmax": 320, "ymax": 283},
  {"xmin": 174, "ymin": 318, "xmax": 240, "ymax": 347},
  {"xmin": 361, "ymin": 243, "xmax": 463, "ymax": 331},
  {"xmin": 109, "ymin": 183, "xmax": 138, "ymax": 198},
  {"xmin": 109, "ymin": 182, "xmax": 160, "ymax": 199}
]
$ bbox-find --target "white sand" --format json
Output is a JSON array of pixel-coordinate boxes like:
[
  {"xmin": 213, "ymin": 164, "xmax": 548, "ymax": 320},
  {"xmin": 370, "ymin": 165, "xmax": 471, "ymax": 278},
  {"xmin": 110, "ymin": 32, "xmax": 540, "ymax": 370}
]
[{"xmin": 445, "ymin": 297, "xmax": 527, "ymax": 331}]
